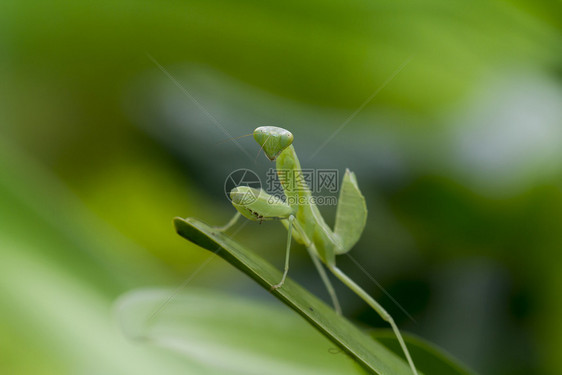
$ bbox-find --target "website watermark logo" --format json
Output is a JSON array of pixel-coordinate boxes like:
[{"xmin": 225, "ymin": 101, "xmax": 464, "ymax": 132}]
[
  {"xmin": 224, "ymin": 168, "xmax": 261, "ymax": 203},
  {"xmin": 224, "ymin": 168, "xmax": 339, "ymax": 206}
]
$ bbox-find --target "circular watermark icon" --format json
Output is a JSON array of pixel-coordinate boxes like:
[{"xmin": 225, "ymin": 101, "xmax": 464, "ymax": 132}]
[{"xmin": 224, "ymin": 168, "xmax": 261, "ymax": 203}]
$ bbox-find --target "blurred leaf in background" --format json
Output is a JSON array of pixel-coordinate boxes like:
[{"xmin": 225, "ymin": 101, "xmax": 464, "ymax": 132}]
[
  {"xmin": 117, "ymin": 289, "xmax": 369, "ymax": 375},
  {"xmin": 1, "ymin": 0, "xmax": 561, "ymax": 374}
]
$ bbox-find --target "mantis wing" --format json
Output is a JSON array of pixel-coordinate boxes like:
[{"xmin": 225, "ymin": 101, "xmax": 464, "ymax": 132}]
[{"xmin": 334, "ymin": 169, "xmax": 367, "ymax": 254}]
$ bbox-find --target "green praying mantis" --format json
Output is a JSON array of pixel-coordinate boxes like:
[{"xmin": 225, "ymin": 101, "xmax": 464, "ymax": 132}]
[{"xmin": 218, "ymin": 126, "xmax": 418, "ymax": 375}]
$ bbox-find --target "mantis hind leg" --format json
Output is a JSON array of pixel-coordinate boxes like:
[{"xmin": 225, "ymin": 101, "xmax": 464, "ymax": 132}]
[
  {"xmin": 328, "ymin": 264, "xmax": 418, "ymax": 375},
  {"xmin": 305, "ymin": 247, "xmax": 342, "ymax": 315}
]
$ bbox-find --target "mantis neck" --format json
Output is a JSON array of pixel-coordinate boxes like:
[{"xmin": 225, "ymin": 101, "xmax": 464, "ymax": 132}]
[{"xmin": 276, "ymin": 145, "xmax": 338, "ymax": 265}]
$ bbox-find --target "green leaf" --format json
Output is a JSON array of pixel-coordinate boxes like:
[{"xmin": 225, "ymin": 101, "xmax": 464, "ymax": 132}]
[
  {"xmin": 174, "ymin": 217, "xmax": 418, "ymax": 375},
  {"xmin": 116, "ymin": 288, "xmax": 367, "ymax": 375}
]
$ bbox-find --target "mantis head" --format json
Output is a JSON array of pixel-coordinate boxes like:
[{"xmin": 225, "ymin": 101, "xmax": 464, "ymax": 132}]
[{"xmin": 253, "ymin": 126, "xmax": 294, "ymax": 161}]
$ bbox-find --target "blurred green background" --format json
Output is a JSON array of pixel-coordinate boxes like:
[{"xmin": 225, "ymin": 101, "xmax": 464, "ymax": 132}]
[{"xmin": 1, "ymin": 0, "xmax": 561, "ymax": 374}]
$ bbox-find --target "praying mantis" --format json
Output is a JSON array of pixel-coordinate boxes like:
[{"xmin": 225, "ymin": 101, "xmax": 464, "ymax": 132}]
[{"xmin": 219, "ymin": 126, "xmax": 418, "ymax": 375}]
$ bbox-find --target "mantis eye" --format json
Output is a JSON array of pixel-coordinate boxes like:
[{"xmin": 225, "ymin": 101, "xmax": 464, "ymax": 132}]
[{"xmin": 253, "ymin": 126, "xmax": 294, "ymax": 161}]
